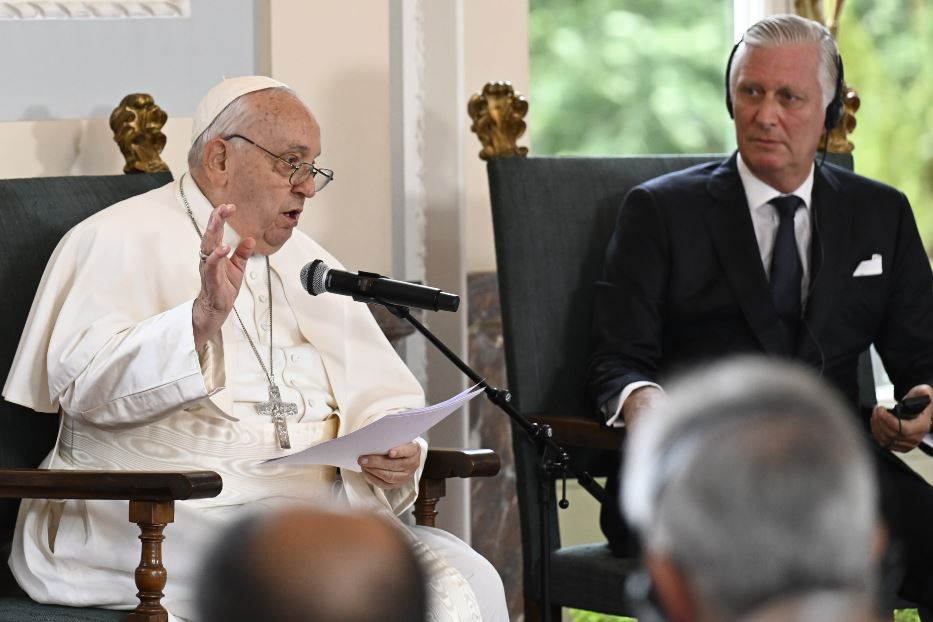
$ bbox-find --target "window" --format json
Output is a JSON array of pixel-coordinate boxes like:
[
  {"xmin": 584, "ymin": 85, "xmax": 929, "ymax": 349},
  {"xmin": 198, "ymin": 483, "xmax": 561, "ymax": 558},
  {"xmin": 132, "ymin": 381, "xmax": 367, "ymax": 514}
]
[
  {"xmin": 529, "ymin": 0, "xmax": 734, "ymax": 155},
  {"xmin": 838, "ymin": 0, "xmax": 933, "ymax": 249}
]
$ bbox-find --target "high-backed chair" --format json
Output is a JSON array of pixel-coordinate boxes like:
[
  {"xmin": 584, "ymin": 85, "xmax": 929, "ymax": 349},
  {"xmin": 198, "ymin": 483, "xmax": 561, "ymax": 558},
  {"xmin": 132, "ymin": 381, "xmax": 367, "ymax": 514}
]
[
  {"xmin": 0, "ymin": 93, "xmax": 498, "ymax": 621},
  {"xmin": 469, "ymin": 81, "xmax": 868, "ymax": 621},
  {"xmin": 489, "ymin": 153, "xmax": 718, "ymax": 620},
  {"xmin": 0, "ymin": 171, "xmax": 223, "ymax": 622}
]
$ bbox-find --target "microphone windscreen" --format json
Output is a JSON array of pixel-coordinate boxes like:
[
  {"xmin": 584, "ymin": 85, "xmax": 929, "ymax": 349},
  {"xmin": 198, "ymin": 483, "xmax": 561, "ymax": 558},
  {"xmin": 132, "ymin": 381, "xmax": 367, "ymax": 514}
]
[
  {"xmin": 299, "ymin": 259, "xmax": 330, "ymax": 295},
  {"xmin": 299, "ymin": 263, "xmax": 312, "ymax": 290}
]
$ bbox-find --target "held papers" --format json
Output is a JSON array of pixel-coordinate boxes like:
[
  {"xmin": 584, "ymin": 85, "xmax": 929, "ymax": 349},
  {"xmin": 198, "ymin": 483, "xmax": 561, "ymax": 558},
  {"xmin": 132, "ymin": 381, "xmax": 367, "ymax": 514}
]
[{"xmin": 265, "ymin": 384, "xmax": 485, "ymax": 471}]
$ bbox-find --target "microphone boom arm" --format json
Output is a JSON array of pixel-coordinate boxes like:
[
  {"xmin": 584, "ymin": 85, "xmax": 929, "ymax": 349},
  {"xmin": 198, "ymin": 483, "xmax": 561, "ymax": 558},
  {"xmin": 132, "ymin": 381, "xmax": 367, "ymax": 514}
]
[{"xmin": 380, "ymin": 302, "xmax": 609, "ymax": 622}]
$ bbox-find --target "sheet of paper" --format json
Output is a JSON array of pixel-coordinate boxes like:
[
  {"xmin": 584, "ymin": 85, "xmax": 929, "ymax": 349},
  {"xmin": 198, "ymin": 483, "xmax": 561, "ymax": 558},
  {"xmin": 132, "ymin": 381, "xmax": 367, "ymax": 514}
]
[{"xmin": 265, "ymin": 384, "xmax": 485, "ymax": 471}]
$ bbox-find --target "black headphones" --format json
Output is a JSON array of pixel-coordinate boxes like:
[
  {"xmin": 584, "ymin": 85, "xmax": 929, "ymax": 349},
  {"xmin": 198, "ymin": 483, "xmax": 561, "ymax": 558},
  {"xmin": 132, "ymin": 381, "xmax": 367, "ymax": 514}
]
[{"xmin": 724, "ymin": 36, "xmax": 845, "ymax": 133}]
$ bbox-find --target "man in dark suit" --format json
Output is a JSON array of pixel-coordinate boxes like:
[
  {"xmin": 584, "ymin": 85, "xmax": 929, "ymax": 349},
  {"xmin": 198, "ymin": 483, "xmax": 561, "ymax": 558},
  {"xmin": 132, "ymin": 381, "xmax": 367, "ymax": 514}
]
[{"xmin": 587, "ymin": 13, "xmax": 933, "ymax": 608}]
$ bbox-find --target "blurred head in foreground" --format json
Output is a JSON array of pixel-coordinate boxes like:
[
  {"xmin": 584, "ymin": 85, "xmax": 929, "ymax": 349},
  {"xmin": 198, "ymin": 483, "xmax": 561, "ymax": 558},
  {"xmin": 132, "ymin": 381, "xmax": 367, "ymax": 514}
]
[
  {"xmin": 623, "ymin": 357, "xmax": 883, "ymax": 622},
  {"xmin": 197, "ymin": 506, "xmax": 426, "ymax": 622}
]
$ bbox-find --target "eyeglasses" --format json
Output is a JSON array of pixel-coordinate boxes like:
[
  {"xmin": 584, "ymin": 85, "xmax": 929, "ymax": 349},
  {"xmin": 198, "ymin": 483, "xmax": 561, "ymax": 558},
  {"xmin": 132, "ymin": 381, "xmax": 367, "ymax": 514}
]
[{"xmin": 224, "ymin": 134, "xmax": 334, "ymax": 192}]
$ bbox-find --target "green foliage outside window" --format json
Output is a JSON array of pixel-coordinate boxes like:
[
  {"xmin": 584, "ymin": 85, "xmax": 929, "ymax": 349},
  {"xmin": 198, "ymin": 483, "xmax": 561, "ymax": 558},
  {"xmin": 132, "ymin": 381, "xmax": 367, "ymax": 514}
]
[
  {"xmin": 568, "ymin": 610, "xmax": 635, "ymax": 622},
  {"xmin": 567, "ymin": 609, "xmax": 919, "ymax": 621},
  {"xmin": 838, "ymin": 0, "xmax": 933, "ymax": 251},
  {"xmin": 529, "ymin": 0, "xmax": 734, "ymax": 156}
]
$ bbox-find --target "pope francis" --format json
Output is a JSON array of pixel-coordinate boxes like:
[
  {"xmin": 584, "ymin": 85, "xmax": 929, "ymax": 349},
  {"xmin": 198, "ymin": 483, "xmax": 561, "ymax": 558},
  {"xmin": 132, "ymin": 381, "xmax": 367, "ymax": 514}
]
[{"xmin": 2, "ymin": 76, "xmax": 507, "ymax": 622}]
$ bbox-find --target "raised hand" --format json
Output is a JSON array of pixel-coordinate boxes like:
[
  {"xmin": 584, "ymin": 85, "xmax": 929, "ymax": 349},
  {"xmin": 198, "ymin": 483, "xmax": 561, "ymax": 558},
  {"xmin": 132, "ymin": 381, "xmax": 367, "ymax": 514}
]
[{"xmin": 192, "ymin": 204, "xmax": 256, "ymax": 350}]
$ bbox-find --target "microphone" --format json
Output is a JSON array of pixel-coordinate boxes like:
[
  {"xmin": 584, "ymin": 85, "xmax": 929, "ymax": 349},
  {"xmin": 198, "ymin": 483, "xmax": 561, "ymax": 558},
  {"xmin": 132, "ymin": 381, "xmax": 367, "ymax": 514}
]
[{"xmin": 300, "ymin": 260, "xmax": 460, "ymax": 312}]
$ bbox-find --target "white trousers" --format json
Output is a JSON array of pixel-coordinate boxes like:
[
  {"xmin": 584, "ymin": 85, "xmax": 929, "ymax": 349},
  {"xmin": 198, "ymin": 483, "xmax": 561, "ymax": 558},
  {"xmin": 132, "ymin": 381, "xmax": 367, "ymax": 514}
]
[{"xmin": 411, "ymin": 525, "xmax": 509, "ymax": 622}]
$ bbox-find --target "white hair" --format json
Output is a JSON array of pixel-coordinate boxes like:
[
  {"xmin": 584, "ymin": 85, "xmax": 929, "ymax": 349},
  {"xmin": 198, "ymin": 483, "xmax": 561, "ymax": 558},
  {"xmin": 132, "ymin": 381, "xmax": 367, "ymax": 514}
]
[
  {"xmin": 624, "ymin": 357, "xmax": 878, "ymax": 618},
  {"xmin": 729, "ymin": 14, "xmax": 840, "ymax": 110}
]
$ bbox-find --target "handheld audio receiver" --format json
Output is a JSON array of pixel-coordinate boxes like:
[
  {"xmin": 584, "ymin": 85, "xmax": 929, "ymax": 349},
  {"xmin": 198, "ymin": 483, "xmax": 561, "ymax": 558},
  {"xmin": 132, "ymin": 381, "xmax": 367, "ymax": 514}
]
[{"xmin": 887, "ymin": 395, "xmax": 931, "ymax": 421}]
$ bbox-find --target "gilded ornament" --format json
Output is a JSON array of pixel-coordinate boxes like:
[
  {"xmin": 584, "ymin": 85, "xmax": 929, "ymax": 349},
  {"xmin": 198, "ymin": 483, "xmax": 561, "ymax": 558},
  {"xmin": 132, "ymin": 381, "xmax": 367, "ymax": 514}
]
[
  {"xmin": 826, "ymin": 86, "xmax": 860, "ymax": 154},
  {"xmin": 794, "ymin": 0, "xmax": 858, "ymax": 153},
  {"xmin": 467, "ymin": 82, "xmax": 529, "ymax": 161},
  {"xmin": 110, "ymin": 93, "xmax": 170, "ymax": 174}
]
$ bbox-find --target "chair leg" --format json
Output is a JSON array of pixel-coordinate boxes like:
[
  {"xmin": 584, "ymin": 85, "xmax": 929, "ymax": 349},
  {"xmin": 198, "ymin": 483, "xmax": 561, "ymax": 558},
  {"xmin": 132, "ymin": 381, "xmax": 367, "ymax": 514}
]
[
  {"xmin": 414, "ymin": 478, "xmax": 445, "ymax": 527},
  {"xmin": 524, "ymin": 596, "xmax": 561, "ymax": 622},
  {"xmin": 127, "ymin": 500, "xmax": 174, "ymax": 622}
]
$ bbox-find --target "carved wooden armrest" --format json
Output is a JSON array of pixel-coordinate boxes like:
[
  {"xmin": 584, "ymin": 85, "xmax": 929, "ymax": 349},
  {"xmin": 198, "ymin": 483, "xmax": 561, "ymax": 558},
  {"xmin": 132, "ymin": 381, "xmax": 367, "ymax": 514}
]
[
  {"xmin": 530, "ymin": 415, "xmax": 625, "ymax": 451},
  {"xmin": 0, "ymin": 469, "xmax": 222, "ymax": 622},
  {"xmin": 414, "ymin": 449, "xmax": 500, "ymax": 528}
]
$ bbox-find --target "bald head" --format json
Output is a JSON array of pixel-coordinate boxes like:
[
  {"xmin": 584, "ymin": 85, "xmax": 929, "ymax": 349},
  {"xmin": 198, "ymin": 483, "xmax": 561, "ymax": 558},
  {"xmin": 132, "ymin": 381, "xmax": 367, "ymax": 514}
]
[{"xmin": 198, "ymin": 507, "xmax": 426, "ymax": 622}]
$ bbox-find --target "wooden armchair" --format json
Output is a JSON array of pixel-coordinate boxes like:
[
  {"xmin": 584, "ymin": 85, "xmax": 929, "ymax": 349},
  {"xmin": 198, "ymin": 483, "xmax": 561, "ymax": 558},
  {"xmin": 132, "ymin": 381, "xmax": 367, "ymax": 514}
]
[
  {"xmin": 0, "ymin": 171, "xmax": 222, "ymax": 621},
  {"xmin": 0, "ymin": 94, "xmax": 497, "ymax": 621}
]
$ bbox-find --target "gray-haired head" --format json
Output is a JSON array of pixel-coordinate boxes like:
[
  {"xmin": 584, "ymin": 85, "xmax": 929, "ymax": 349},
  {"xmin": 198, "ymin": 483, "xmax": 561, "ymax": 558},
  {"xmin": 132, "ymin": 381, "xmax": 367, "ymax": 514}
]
[
  {"xmin": 623, "ymin": 357, "xmax": 878, "ymax": 619},
  {"xmin": 729, "ymin": 14, "xmax": 840, "ymax": 110}
]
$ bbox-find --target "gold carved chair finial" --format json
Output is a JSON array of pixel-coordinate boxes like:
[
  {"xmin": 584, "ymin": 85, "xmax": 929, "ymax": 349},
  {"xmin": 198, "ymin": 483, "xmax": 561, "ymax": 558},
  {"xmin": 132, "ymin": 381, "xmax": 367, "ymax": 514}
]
[
  {"xmin": 794, "ymin": 0, "xmax": 858, "ymax": 153},
  {"xmin": 110, "ymin": 93, "xmax": 170, "ymax": 174},
  {"xmin": 467, "ymin": 82, "xmax": 529, "ymax": 161},
  {"xmin": 825, "ymin": 87, "xmax": 860, "ymax": 154}
]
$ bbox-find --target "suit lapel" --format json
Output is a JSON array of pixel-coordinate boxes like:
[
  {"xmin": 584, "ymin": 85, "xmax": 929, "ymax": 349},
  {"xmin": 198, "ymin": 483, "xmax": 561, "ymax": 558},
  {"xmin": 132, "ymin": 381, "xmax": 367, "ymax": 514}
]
[
  {"xmin": 704, "ymin": 155, "xmax": 787, "ymax": 354},
  {"xmin": 798, "ymin": 164, "xmax": 851, "ymax": 350}
]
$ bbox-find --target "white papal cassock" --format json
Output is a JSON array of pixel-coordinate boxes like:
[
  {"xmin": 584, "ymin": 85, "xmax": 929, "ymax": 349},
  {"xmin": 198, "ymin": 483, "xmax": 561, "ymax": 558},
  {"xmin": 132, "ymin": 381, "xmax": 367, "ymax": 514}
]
[{"xmin": 2, "ymin": 175, "xmax": 506, "ymax": 622}]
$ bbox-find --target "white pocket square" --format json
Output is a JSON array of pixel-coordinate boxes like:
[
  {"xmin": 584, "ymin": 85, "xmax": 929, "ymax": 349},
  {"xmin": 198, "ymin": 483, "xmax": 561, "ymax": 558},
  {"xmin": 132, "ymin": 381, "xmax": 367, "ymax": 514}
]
[{"xmin": 853, "ymin": 253, "xmax": 882, "ymax": 277}]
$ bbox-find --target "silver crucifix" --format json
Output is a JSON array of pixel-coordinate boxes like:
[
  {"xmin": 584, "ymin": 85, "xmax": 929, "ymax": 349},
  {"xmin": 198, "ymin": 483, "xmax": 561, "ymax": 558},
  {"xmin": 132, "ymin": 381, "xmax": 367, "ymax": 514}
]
[{"xmin": 256, "ymin": 384, "xmax": 298, "ymax": 449}]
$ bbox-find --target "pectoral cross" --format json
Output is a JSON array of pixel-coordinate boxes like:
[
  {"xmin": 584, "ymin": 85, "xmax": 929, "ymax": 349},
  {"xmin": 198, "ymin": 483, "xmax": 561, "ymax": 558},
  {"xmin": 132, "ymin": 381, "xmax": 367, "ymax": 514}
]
[{"xmin": 256, "ymin": 384, "xmax": 298, "ymax": 449}]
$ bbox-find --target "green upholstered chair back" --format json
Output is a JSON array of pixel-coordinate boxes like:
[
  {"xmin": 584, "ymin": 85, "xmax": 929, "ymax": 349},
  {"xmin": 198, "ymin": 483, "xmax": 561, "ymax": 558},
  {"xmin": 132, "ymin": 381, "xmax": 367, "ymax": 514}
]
[
  {"xmin": 0, "ymin": 172, "xmax": 173, "ymax": 567},
  {"xmin": 488, "ymin": 156, "xmax": 721, "ymax": 419},
  {"xmin": 488, "ymin": 155, "xmax": 719, "ymax": 614}
]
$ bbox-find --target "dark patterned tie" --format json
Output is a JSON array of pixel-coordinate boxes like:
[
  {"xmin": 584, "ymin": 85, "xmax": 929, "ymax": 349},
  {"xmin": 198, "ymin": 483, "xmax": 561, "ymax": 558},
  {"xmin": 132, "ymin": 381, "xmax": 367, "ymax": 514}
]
[{"xmin": 769, "ymin": 195, "xmax": 804, "ymax": 352}]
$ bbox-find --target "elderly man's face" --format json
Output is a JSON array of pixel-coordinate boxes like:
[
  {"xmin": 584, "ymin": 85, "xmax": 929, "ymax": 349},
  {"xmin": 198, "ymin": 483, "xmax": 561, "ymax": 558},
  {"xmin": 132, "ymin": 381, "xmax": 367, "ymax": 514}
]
[
  {"xmin": 732, "ymin": 42, "xmax": 827, "ymax": 193},
  {"xmin": 225, "ymin": 91, "xmax": 321, "ymax": 255}
]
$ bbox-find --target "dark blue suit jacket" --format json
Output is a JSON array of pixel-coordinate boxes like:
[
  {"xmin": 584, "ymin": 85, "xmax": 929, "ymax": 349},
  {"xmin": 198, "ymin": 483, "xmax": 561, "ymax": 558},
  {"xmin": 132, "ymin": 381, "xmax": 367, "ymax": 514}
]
[{"xmin": 587, "ymin": 152, "xmax": 933, "ymax": 417}]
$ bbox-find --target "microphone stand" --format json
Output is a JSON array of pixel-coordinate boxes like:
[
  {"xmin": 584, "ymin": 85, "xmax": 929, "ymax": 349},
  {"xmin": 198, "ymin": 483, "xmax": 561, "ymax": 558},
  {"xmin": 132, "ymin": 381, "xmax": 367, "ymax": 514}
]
[{"xmin": 381, "ymin": 302, "xmax": 609, "ymax": 622}]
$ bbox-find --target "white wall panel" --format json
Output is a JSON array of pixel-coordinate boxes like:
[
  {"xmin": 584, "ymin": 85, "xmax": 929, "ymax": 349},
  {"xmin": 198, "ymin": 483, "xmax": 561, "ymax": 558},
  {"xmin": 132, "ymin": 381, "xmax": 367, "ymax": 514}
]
[{"xmin": 0, "ymin": 0, "xmax": 254, "ymax": 122}]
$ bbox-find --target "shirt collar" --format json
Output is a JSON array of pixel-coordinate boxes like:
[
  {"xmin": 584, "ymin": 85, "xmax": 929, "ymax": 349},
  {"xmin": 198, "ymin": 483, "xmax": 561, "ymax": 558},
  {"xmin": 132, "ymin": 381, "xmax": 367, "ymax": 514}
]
[{"xmin": 736, "ymin": 152, "xmax": 814, "ymax": 213}]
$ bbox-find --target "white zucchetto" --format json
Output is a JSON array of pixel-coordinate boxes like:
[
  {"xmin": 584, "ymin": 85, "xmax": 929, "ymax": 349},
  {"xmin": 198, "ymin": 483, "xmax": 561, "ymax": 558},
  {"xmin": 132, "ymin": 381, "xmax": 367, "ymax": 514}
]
[{"xmin": 191, "ymin": 75, "xmax": 289, "ymax": 145}]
